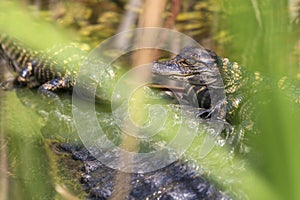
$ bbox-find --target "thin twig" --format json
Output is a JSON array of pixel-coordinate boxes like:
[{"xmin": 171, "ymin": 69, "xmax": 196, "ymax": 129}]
[
  {"xmin": 165, "ymin": 0, "xmax": 182, "ymax": 29},
  {"xmin": 251, "ymin": 0, "xmax": 262, "ymax": 28},
  {"xmin": 110, "ymin": 1, "xmax": 167, "ymax": 199},
  {"xmin": 114, "ymin": 0, "xmax": 143, "ymax": 49}
]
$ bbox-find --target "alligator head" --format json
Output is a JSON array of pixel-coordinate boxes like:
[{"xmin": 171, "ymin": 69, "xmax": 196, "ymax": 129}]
[{"xmin": 152, "ymin": 47, "xmax": 221, "ymax": 86}]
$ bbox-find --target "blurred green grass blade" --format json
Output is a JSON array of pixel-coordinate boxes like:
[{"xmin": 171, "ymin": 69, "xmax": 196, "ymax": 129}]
[
  {"xmin": 223, "ymin": 0, "xmax": 300, "ymax": 199},
  {"xmin": 224, "ymin": 0, "xmax": 294, "ymax": 74},
  {"xmin": 256, "ymin": 90, "xmax": 300, "ymax": 199},
  {"xmin": 3, "ymin": 91, "xmax": 55, "ymax": 199},
  {"xmin": 0, "ymin": 0, "xmax": 73, "ymax": 49}
]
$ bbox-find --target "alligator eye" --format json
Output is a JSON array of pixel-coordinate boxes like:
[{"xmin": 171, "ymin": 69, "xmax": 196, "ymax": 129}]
[
  {"xmin": 185, "ymin": 58, "xmax": 197, "ymax": 65},
  {"xmin": 178, "ymin": 59, "xmax": 189, "ymax": 67}
]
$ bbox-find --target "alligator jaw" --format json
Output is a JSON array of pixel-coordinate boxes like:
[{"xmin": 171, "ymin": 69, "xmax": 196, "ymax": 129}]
[
  {"xmin": 152, "ymin": 61, "xmax": 181, "ymax": 76},
  {"xmin": 152, "ymin": 61, "xmax": 214, "ymax": 78}
]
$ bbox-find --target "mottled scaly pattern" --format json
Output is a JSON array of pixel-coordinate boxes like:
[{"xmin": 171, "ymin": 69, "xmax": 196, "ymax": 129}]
[
  {"xmin": 0, "ymin": 34, "xmax": 38, "ymax": 73},
  {"xmin": 57, "ymin": 143, "xmax": 232, "ymax": 200},
  {"xmin": 0, "ymin": 34, "xmax": 86, "ymax": 98}
]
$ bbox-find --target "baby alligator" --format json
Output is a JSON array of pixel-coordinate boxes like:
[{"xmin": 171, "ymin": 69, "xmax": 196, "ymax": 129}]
[
  {"xmin": 153, "ymin": 47, "xmax": 300, "ymax": 153},
  {"xmin": 153, "ymin": 47, "xmax": 246, "ymax": 123},
  {"xmin": 0, "ymin": 34, "xmax": 87, "ymax": 99}
]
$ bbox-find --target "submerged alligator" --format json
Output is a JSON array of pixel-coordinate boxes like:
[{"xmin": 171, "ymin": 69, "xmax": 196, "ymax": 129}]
[
  {"xmin": 50, "ymin": 142, "xmax": 232, "ymax": 200},
  {"xmin": 1, "ymin": 34, "xmax": 299, "ymax": 199}
]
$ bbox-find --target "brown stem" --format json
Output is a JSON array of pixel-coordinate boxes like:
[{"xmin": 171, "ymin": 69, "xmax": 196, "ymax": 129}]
[{"xmin": 110, "ymin": 1, "xmax": 168, "ymax": 200}]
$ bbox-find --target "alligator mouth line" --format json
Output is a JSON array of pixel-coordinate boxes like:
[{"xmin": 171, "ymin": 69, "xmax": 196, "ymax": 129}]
[
  {"xmin": 152, "ymin": 63, "xmax": 215, "ymax": 76},
  {"xmin": 147, "ymin": 83, "xmax": 185, "ymax": 92},
  {"xmin": 152, "ymin": 70, "xmax": 214, "ymax": 77}
]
